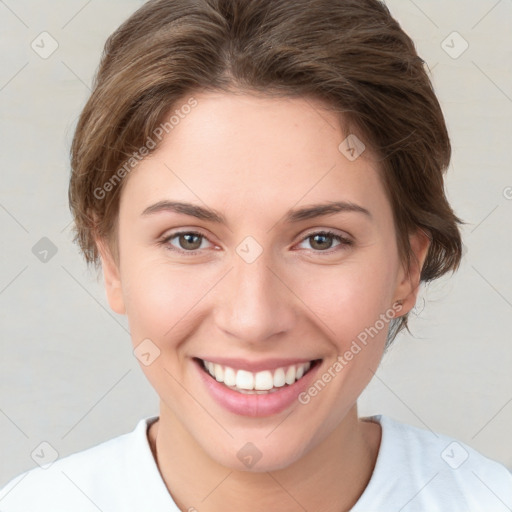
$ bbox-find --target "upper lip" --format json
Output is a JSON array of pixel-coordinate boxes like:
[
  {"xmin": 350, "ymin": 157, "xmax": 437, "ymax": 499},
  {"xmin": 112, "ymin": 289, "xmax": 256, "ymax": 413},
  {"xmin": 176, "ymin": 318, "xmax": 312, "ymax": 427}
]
[{"xmin": 194, "ymin": 356, "xmax": 320, "ymax": 373}]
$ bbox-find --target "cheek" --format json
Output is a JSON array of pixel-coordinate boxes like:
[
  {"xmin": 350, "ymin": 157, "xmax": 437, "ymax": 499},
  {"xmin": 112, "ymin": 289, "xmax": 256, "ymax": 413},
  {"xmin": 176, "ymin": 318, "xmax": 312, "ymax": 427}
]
[
  {"xmin": 120, "ymin": 261, "xmax": 212, "ymax": 398},
  {"xmin": 293, "ymin": 245, "xmax": 399, "ymax": 349},
  {"xmin": 121, "ymin": 258, "xmax": 209, "ymax": 346}
]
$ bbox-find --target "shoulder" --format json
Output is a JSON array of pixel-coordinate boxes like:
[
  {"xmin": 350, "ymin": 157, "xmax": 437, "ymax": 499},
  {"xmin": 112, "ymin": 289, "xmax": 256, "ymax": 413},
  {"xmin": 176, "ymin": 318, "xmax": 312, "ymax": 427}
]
[
  {"xmin": 0, "ymin": 417, "xmax": 157, "ymax": 512},
  {"xmin": 354, "ymin": 415, "xmax": 512, "ymax": 512}
]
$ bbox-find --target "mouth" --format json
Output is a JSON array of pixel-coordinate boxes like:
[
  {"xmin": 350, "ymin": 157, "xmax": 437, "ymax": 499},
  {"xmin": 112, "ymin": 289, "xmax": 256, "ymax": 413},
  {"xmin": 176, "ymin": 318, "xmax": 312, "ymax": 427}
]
[{"xmin": 194, "ymin": 357, "xmax": 322, "ymax": 395}]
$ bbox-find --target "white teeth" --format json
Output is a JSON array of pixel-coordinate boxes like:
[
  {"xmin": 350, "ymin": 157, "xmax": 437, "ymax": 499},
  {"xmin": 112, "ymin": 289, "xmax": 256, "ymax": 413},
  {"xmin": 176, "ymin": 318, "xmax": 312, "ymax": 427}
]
[
  {"xmin": 254, "ymin": 370, "xmax": 273, "ymax": 391},
  {"xmin": 201, "ymin": 359, "xmax": 314, "ymax": 392},
  {"xmin": 273, "ymin": 367, "xmax": 286, "ymax": 388},
  {"xmin": 223, "ymin": 366, "xmax": 236, "ymax": 386},
  {"xmin": 213, "ymin": 363, "xmax": 224, "ymax": 382},
  {"xmin": 285, "ymin": 365, "xmax": 296, "ymax": 385},
  {"xmin": 236, "ymin": 370, "xmax": 254, "ymax": 390}
]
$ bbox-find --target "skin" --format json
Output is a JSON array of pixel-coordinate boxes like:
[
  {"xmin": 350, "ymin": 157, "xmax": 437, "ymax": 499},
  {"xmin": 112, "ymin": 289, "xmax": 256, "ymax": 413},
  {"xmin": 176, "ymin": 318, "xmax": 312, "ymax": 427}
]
[{"xmin": 96, "ymin": 91, "xmax": 430, "ymax": 512}]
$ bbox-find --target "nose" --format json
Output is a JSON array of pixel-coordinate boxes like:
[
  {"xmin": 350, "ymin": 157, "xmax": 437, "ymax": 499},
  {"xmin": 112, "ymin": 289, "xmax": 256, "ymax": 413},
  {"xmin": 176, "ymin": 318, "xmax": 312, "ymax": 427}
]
[{"xmin": 213, "ymin": 250, "xmax": 297, "ymax": 346}]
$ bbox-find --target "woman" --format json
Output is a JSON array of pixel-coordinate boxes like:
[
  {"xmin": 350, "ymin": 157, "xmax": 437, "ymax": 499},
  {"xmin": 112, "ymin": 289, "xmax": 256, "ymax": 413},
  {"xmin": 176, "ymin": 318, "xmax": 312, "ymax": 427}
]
[{"xmin": 1, "ymin": 0, "xmax": 510, "ymax": 510}]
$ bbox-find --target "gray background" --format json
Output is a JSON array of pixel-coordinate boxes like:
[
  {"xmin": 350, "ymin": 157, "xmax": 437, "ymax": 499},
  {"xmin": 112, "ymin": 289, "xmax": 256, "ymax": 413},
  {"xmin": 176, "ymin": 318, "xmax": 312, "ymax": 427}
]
[{"xmin": 1, "ymin": 0, "xmax": 511, "ymax": 487}]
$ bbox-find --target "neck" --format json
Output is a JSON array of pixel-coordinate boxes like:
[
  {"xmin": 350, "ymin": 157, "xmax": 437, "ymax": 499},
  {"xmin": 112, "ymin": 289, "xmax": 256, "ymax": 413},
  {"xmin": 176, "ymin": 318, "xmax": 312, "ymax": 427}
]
[{"xmin": 147, "ymin": 402, "xmax": 380, "ymax": 512}]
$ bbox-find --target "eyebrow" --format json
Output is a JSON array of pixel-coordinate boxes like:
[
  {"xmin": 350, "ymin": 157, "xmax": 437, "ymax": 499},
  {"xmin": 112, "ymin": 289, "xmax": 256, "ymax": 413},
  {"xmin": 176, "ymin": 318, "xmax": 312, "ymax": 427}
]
[{"xmin": 141, "ymin": 200, "xmax": 372, "ymax": 224}]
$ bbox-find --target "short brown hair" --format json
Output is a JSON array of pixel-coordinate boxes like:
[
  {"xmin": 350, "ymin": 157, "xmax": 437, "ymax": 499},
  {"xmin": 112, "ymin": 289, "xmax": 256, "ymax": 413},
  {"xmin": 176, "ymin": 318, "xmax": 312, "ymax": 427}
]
[{"xmin": 68, "ymin": 0, "xmax": 464, "ymax": 345}]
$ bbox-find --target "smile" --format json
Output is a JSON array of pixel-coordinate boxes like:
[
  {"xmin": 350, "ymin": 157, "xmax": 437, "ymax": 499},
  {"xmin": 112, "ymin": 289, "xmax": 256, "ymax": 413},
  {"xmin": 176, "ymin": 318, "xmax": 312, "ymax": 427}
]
[{"xmin": 198, "ymin": 358, "xmax": 319, "ymax": 394}]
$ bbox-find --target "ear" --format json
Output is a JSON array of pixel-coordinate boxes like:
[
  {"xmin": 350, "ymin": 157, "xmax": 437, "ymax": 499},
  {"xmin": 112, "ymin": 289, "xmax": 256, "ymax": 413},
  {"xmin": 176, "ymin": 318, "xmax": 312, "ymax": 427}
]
[
  {"xmin": 95, "ymin": 236, "xmax": 126, "ymax": 315},
  {"xmin": 393, "ymin": 228, "xmax": 431, "ymax": 315}
]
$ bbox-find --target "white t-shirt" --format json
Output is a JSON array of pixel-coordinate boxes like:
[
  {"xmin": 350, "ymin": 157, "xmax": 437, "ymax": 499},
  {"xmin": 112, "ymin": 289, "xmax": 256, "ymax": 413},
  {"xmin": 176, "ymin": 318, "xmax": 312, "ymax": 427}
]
[{"xmin": 1, "ymin": 415, "xmax": 510, "ymax": 511}]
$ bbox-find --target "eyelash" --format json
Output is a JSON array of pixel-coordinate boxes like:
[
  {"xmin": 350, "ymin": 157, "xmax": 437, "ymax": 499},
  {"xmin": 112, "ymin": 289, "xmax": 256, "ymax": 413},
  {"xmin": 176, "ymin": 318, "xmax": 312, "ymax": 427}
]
[{"xmin": 159, "ymin": 230, "xmax": 353, "ymax": 256}]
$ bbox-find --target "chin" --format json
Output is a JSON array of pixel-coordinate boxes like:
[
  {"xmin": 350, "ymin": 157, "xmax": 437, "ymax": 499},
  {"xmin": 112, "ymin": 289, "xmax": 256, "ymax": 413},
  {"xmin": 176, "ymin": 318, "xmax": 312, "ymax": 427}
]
[{"xmin": 203, "ymin": 435, "xmax": 310, "ymax": 473}]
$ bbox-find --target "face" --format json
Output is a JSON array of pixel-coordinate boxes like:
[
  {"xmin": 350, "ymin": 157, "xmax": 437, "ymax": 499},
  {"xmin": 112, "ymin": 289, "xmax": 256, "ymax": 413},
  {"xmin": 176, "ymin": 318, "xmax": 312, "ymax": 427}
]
[{"xmin": 99, "ymin": 92, "xmax": 428, "ymax": 471}]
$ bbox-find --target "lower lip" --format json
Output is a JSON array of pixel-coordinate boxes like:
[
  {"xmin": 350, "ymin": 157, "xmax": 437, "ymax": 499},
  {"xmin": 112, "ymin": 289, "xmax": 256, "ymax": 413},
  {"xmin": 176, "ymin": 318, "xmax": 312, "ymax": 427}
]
[{"xmin": 194, "ymin": 358, "xmax": 321, "ymax": 417}]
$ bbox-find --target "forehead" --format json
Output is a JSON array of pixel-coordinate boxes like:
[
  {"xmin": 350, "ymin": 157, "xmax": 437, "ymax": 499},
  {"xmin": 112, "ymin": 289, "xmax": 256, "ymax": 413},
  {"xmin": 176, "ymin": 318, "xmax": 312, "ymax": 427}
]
[{"xmin": 120, "ymin": 92, "xmax": 389, "ymax": 223}]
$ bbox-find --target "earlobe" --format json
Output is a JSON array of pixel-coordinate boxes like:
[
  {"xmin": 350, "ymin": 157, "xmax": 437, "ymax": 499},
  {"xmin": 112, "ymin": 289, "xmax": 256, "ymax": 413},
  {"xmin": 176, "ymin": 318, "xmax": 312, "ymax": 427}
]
[
  {"xmin": 393, "ymin": 228, "xmax": 431, "ymax": 315},
  {"xmin": 95, "ymin": 237, "xmax": 126, "ymax": 315}
]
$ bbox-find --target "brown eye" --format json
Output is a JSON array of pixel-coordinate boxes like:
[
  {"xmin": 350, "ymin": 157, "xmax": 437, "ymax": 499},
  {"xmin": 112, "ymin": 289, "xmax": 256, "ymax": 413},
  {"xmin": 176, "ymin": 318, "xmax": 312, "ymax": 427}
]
[
  {"xmin": 162, "ymin": 231, "xmax": 210, "ymax": 253},
  {"xmin": 309, "ymin": 233, "xmax": 335, "ymax": 250},
  {"xmin": 297, "ymin": 230, "xmax": 353, "ymax": 253},
  {"xmin": 178, "ymin": 233, "xmax": 203, "ymax": 250}
]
